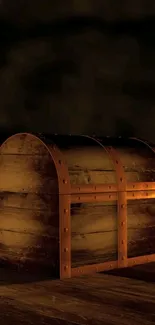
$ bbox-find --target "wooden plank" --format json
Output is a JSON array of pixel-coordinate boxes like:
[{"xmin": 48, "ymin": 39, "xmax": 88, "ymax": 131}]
[
  {"xmin": 0, "ymin": 204, "xmax": 59, "ymax": 273},
  {"xmin": 0, "ymin": 233, "xmax": 59, "ymax": 274},
  {"xmin": 0, "ymin": 154, "xmax": 57, "ymax": 193},
  {"xmin": 71, "ymin": 201, "xmax": 155, "ymax": 234},
  {"xmin": 69, "ymin": 169, "xmax": 116, "ymax": 184},
  {"xmin": 62, "ymin": 147, "xmax": 155, "ymax": 171},
  {"xmin": 0, "ymin": 236, "xmax": 59, "ymax": 262},
  {"xmin": 71, "ymin": 200, "xmax": 155, "ymax": 267},
  {"xmin": 1, "ymin": 272, "xmax": 155, "ymax": 325},
  {"xmin": 0, "ymin": 192, "xmax": 58, "ymax": 211},
  {"xmin": 62, "ymin": 147, "xmax": 114, "ymax": 171},
  {"xmin": 0, "ymin": 298, "xmax": 78, "ymax": 325},
  {"xmin": 0, "ymin": 154, "xmax": 56, "ymax": 173},
  {"xmin": 62, "ymin": 145, "xmax": 155, "ymax": 185},
  {"xmin": 69, "ymin": 169, "xmax": 155, "ymax": 185},
  {"xmin": 0, "ymin": 207, "xmax": 58, "ymax": 233},
  {"xmin": 0, "ymin": 134, "xmax": 49, "ymax": 155},
  {"xmin": 0, "ymin": 134, "xmax": 59, "ymax": 274}
]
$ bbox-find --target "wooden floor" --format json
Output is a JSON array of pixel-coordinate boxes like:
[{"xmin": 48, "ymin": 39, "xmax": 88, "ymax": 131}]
[
  {"xmin": 105, "ymin": 261, "xmax": 155, "ymax": 282},
  {"xmin": 1, "ymin": 263, "xmax": 155, "ymax": 325}
]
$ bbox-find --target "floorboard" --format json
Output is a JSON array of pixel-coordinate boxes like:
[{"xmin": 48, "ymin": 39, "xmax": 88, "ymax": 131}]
[{"xmin": 0, "ymin": 264, "xmax": 155, "ymax": 325}]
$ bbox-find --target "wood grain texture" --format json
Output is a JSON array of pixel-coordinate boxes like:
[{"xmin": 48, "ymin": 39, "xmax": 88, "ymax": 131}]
[
  {"xmin": 0, "ymin": 154, "xmax": 57, "ymax": 193},
  {"xmin": 0, "ymin": 191, "xmax": 58, "ymax": 211},
  {"xmin": 1, "ymin": 134, "xmax": 155, "ymax": 274},
  {"xmin": 71, "ymin": 199, "xmax": 155, "ymax": 267},
  {"xmin": 61, "ymin": 146, "xmax": 116, "ymax": 185},
  {"xmin": 1, "ymin": 269, "xmax": 155, "ymax": 325},
  {"xmin": 61, "ymin": 142, "xmax": 155, "ymax": 184},
  {"xmin": 57, "ymin": 136, "xmax": 155, "ymax": 267},
  {"xmin": 0, "ymin": 134, "xmax": 59, "ymax": 275}
]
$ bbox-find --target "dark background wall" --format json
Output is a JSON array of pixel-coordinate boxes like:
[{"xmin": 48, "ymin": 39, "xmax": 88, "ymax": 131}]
[{"xmin": 0, "ymin": 1, "xmax": 155, "ymax": 141}]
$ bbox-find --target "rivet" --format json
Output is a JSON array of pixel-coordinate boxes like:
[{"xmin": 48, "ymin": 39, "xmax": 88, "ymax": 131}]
[
  {"xmin": 133, "ymin": 185, "xmax": 135, "ymax": 188},
  {"xmin": 121, "ymin": 221, "xmax": 125, "ymax": 226},
  {"xmin": 64, "ymin": 228, "xmax": 68, "ymax": 232},
  {"xmin": 94, "ymin": 186, "xmax": 97, "ymax": 190},
  {"xmin": 94, "ymin": 196, "xmax": 96, "ymax": 200},
  {"xmin": 122, "ymin": 240, "xmax": 124, "ymax": 244},
  {"xmin": 109, "ymin": 186, "xmax": 111, "ymax": 189},
  {"xmin": 122, "ymin": 256, "xmax": 125, "ymax": 260},
  {"xmin": 64, "ymin": 209, "xmax": 68, "ymax": 213},
  {"xmin": 64, "ymin": 265, "xmax": 68, "ymax": 270},
  {"xmin": 120, "ymin": 177, "xmax": 123, "ymax": 182},
  {"xmin": 109, "ymin": 195, "xmax": 111, "ymax": 199},
  {"xmin": 78, "ymin": 187, "xmax": 80, "ymax": 191},
  {"xmin": 132, "ymin": 193, "xmax": 135, "ymax": 197},
  {"xmin": 64, "ymin": 247, "xmax": 68, "ymax": 252},
  {"xmin": 121, "ymin": 204, "xmax": 125, "ymax": 208},
  {"xmin": 78, "ymin": 197, "xmax": 80, "ymax": 200},
  {"xmin": 63, "ymin": 179, "xmax": 67, "ymax": 184}
]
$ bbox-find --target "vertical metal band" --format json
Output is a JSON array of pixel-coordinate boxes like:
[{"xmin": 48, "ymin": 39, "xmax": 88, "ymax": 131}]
[
  {"xmin": 106, "ymin": 147, "xmax": 127, "ymax": 268},
  {"xmin": 48, "ymin": 144, "xmax": 71, "ymax": 279},
  {"xmin": 82, "ymin": 136, "xmax": 127, "ymax": 268},
  {"xmin": 29, "ymin": 134, "xmax": 72, "ymax": 279}
]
